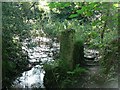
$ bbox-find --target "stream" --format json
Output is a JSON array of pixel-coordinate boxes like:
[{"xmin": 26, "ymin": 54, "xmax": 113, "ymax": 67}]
[
  {"xmin": 11, "ymin": 36, "xmax": 118, "ymax": 88},
  {"xmin": 12, "ymin": 36, "xmax": 60, "ymax": 88},
  {"xmin": 11, "ymin": 36, "xmax": 101, "ymax": 88},
  {"xmin": 12, "ymin": 36, "xmax": 100, "ymax": 88}
]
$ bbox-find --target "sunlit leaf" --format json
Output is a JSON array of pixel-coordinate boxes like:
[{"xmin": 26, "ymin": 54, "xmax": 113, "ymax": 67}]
[{"xmin": 69, "ymin": 14, "xmax": 78, "ymax": 18}]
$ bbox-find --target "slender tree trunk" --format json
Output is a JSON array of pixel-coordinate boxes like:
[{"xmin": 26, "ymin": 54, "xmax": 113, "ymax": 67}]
[{"xmin": 100, "ymin": 3, "xmax": 110, "ymax": 43}]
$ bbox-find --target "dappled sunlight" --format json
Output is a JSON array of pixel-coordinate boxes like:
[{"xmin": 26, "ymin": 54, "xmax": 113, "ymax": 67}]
[
  {"xmin": 2, "ymin": 2, "xmax": 119, "ymax": 89},
  {"xmin": 38, "ymin": 0, "xmax": 50, "ymax": 12}
]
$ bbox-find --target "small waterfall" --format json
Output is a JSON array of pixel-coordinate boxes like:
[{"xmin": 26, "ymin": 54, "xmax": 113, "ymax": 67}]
[{"xmin": 12, "ymin": 36, "xmax": 60, "ymax": 88}]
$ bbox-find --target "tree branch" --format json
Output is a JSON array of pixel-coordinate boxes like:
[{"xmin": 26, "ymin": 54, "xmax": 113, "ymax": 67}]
[{"xmin": 100, "ymin": 3, "xmax": 110, "ymax": 43}]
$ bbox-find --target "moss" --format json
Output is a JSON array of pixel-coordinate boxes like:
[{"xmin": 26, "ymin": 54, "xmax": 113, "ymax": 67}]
[
  {"xmin": 73, "ymin": 40, "xmax": 85, "ymax": 68},
  {"xmin": 60, "ymin": 29, "xmax": 75, "ymax": 69}
]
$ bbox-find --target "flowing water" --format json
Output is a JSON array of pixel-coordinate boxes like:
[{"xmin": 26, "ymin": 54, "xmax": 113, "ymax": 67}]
[
  {"xmin": 12, "ymin": 36, "xmax": 60, "ymax": 88},
  {"xmin": 12, "ymin": 36, "xmax": 101, "ymax": 88},
  {"xmin": 12, "ymin": 36, "xmax": 118, "ymax": 88}
]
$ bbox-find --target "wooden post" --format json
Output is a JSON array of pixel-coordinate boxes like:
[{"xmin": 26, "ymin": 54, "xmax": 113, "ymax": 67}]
[{"xmin": 60, "ymin": 29, "xmax": 75, "ymax": 70}]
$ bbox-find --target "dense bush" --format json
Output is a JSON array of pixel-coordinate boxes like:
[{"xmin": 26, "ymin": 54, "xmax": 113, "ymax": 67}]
[
  {"xmin": 43, "ymin": 60, "xmax": 88, "ymax": 88},
  {"xmin": 100, "ymin": 37, "xmax": 119, "ymax": 75},
  {"xmin": 2, "ymin": 3, "xmax": 31, "ymax": 88}
]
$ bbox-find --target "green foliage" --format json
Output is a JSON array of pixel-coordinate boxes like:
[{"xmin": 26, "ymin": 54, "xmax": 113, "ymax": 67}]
[
  {"xmin": 61, "ymin": 66, "xmax": 87, "ymax": 88},
  {"xmin": 73, "ymin": 40, "xmax": 85, "ymax": 68},
  {"xmin": 67, "ymin": 65, "xmax": 87, "ymax": 76},
  {"xmin": 2, "ymin": 2, "xmax": 119, "ymax": 88},
  {"xmin": 43, "ymin": 60, "xmax": 68, "ymax": 88},
  {"xmin": 69, "ymin": 14, "xmax": 78, "ymax": 18},
  {"xmin": 43, "ymin": 20, "xmax": 65, "ymax": 37},
  {"xmin": 2, "ymin": 2, "xmax": 38, "ymax": 88},
  {"xmin": 100, "ymin": 37, "xmax": 119, "ymax": 75},
  {"xmin": 43, "ymin": 59, "xmax": 88, "ymax": 88},
  {"xmin": 48, "ymin": 2, "xmax": 118, "ymax": 47}
]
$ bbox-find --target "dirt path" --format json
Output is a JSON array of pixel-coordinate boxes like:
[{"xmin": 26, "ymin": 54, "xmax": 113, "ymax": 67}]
[{"xmin": 83, "ymin": 49, "xmax": 118, "ymax": 88}]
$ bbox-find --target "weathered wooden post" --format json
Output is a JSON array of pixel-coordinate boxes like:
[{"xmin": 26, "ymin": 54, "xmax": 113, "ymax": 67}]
[{"xmin": 60, "ymin": 29, "xmax": 75, "ymax": 70}]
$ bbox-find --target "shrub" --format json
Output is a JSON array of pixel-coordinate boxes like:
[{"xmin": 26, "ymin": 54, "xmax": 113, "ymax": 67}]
[{"xmin": 43, "ymin": 60, "xmax": 88, "ymax": 88}]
